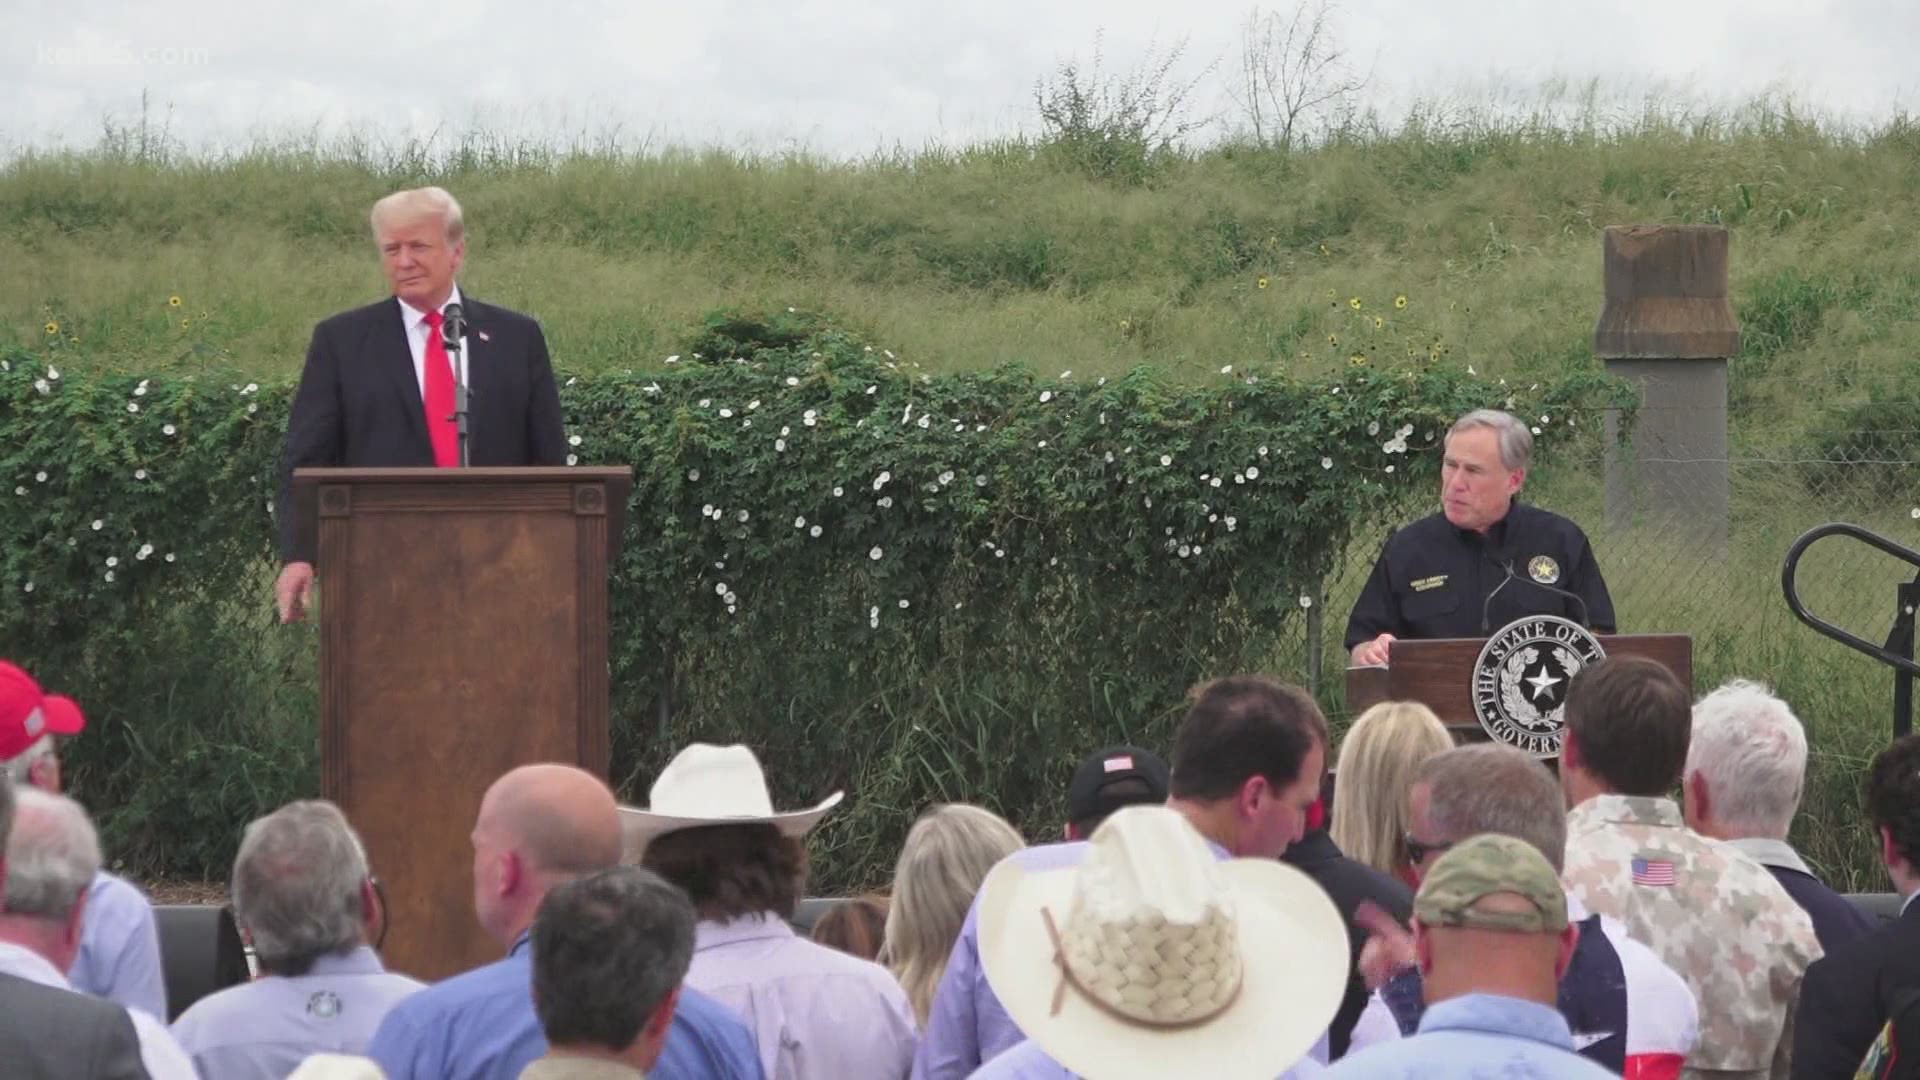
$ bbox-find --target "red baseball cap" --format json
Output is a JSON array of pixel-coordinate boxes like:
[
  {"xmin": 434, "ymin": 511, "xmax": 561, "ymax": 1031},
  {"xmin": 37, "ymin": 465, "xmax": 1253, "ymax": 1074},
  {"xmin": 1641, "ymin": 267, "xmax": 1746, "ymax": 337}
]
[{"xmin": 0, "ymin": 662, "xmax": 86, "ymax": 762}]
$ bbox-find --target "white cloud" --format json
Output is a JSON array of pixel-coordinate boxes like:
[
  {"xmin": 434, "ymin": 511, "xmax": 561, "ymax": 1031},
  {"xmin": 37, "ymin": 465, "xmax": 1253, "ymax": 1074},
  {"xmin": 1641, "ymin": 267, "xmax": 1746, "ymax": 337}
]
[{"xmin": 2, "ymin": 0, "xmax": 1913, "ymax": 158}]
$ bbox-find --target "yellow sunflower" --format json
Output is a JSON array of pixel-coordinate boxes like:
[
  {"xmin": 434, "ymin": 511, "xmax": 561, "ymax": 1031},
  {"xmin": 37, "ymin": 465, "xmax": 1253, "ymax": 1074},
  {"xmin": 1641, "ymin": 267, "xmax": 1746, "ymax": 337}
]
[
  {"xmin": 1348, "ymin": 353, "xmax": 1369, "ymax": 367},
  {"xmin": 1348, "ymin": 297, "xmax": 1363, "ymax": 310},
  {"xmin": 44, "ymin": 320, "xmax": 59, "ymax": 335},
  {"xmin": 1257, "ymin": 276, "xmax": 1269, "ymax": 290},
  {"xmin": 1394, "ymin": 294, "xmax": 1408, "ymax": 309},
  {"xmin": 168, "ymin": 295, "xmax": 182, "ymax": 308},
  {"xmin": 1372, "ymin": 316, "xmax": 1384, "ymax": 330}
]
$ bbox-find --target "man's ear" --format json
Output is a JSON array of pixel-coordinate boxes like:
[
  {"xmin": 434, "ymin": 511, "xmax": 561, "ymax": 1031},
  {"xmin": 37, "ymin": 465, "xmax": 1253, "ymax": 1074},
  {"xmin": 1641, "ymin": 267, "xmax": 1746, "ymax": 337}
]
[
  {"xmin": 1508, "ymin": 468, "xmax": 1526, "ymax": 496},
  {"xmin": 1554, "ymin": 922, "xmax": 1579, "ymax": 980},
  {"xmin": 1682, "ymin": 770, "xmax": 1711, "ymax": 826},
  {"xmin": 1412, "ymin": 921, "xmax": 1435, "ymax": 978},
  {"xmin": 1237, "ymin": 774, "xmax": 1269, "ymax": 822}
]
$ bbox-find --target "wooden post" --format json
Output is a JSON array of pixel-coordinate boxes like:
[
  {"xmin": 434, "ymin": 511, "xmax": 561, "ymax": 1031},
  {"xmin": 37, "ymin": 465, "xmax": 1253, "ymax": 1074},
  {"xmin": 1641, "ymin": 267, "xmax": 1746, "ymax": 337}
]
[{"xmin": 1593, "ymin": 225, "xmax": 1739, "ymax": 548}]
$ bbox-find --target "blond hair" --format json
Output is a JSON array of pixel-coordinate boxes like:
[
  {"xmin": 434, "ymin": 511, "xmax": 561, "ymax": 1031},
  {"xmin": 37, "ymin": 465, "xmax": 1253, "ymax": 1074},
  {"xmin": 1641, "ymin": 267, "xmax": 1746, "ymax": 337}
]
[
  {"xmin": 884, "ymin": 804, "xmax": 1025, "ymax": 1026},
  {"xmin": 1330, "ymin": 701, "xmax": 1454, "ymax": 878},
  {"xmin": 370, "ymin": 186, "xmax": 464, "ymax": 246}
]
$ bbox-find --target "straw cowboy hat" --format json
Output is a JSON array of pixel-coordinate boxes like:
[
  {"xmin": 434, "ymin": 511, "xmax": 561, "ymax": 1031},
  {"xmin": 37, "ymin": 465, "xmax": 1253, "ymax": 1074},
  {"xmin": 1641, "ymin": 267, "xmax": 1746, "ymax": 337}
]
[
  {"xmin": 977, "ymin": 805, "xmax": 1348, "ymax": 1080},
  {"xmin": 619, "ymin": 743, "xmax": 843, "ymax": 849}
]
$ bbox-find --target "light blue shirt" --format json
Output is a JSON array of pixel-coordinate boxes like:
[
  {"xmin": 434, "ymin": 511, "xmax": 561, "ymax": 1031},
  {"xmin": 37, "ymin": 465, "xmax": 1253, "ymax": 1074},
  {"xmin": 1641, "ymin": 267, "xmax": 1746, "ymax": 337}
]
[
  {"xmin": 170, "ymin": 945, "xmax": 423, "ymax": 1079},
  {"xmin": 1322, "ymin": 993, "xmax": 1618, "ymax": 1079},
  {"xmin": 73, "ymin": 871, "xmax": 169, "ymax": 1022},
  {"xmin": 970, "ymin": 1039, "xmax": 1323, "ymax": 1079},
  {"xmin": 364, "ymin": 930, "xmax": 765, "ymax": 1080}
]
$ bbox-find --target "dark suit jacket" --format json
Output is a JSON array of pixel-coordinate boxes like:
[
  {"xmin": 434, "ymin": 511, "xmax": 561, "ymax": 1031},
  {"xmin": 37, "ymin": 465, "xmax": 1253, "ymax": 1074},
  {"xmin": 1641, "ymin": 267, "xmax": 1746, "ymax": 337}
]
[
  {"xmin": 1766, "ymin": 863, "xmax": 1874, "ymax": 955},
  {"xmin": 276, "ymin": 295, "xmax": 568, "ymax": 562},
  {"xmin": 1281, "ymin": 828, "xmax": 1415, "ymax": 1060},
  {"xmin": 0, "ymin": 970, "xmax": 149, "ymax": 1079},
  {"xmin": 1795, "ymin": 900, "xmax": 1920, "ymax": 1079}
]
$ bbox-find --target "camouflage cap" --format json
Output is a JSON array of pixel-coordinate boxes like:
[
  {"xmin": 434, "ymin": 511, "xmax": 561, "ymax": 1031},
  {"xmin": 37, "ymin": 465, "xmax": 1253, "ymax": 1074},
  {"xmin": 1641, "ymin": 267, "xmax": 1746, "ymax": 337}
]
[{"xmin": 1414, "ymin": 832, "xmax": 1568, "ymax": 933}]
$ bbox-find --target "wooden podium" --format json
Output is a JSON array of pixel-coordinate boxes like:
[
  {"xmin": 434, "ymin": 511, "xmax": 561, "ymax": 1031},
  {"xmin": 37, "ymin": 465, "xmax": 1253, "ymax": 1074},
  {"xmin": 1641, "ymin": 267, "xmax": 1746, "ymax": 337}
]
[
  {"xmin": 293, "ymin": 466, "xmax": 632, "ymax": 981},
  {"xmin": 1346, "ymin": 634, "xmax": 1693, "ymax": 744}
]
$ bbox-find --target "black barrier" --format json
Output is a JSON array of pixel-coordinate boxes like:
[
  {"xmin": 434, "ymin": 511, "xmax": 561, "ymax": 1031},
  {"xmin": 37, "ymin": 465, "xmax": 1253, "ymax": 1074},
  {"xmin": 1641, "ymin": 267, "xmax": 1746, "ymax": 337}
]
[{"xmin": 153, "ymin": 904, "xmax": 249, "ymax": 1021}]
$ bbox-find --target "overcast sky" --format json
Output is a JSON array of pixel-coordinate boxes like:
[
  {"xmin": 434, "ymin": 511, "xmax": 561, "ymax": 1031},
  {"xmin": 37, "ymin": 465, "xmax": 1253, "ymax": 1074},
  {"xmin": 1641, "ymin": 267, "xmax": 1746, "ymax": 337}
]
[{"xmin": 3, "ymin": 0, "xmax": 1914, "ymax": 158}]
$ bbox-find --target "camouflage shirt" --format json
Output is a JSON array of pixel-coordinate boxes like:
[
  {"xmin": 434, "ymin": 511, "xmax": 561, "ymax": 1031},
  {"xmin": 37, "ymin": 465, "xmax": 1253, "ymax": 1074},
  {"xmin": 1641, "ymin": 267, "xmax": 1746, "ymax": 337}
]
[{"xmin": 1562, "ymin": 794, "xmax": 1822, "ymax": 1080}]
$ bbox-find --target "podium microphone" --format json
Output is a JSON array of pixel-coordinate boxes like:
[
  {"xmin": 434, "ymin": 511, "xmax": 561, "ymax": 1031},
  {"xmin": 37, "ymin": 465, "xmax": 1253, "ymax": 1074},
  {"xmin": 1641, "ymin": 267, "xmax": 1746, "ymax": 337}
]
[
  {"xmin": 1485, "ymin": 553, "xmax": 1591, "ymax": 632},
  {"xmin": 440, "ymin": 303, "xmax": 472, "ymax": 468},
  {"xmin": 441, "ymin": 302, "xmax": 467, "ymax": 345}
]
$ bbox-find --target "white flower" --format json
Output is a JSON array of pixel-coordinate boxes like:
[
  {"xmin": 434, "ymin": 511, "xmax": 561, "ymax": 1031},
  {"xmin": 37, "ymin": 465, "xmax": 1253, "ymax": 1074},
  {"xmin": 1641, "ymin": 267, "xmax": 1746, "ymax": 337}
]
[
  {"xmin": 702, "ymin": 504, "xmax": 715, "ymax": 517},
  {"xmin": 134, "ymin": 469, "xmax": 146, "ymax": 480},
  {"xmin": 736, "ymin": 510, "xmax": 750, "ymax": 523},
  {"xmin": 687, "ymin": 469, "xmax": 701, "ymax": 481},
  {"xmin": 1321, "ymin": 457, "xmax": 1333, "ymax": 470},
  {"xmin": 164, "ymin": 553, "xmax": 175, "ymax": 563},
  {"xmin": 715, "ymin": 583, "xmax": 729, "ymax": 597},
  {"xmin": 1531, "ymin": 426, "xmax": 1541, "ymax": 435},
  {"xmin": 1299, "ymin": 595, "xmax": 1313, "ymax": 609},
  {"xmin": 884, "ymin": 349, "xmax": 896, "ymax": 359},
  {"xmin": 21, "ymin": 583, "xmax": 30, "ymax": 593},
  {"xmin": 1098, "ymin": 412, "xmax": 1107, "ymax": 426},
  {"xmin": 1160, "ymin": 455, "xmax": 1173, "ymax": 467},
  {"xmin": 91, "ymin": 519, "xmax": 103, "ymax": 530},
  {"xmin": 103, "ymin": 571, "xmax": 114, "ymax": 582},
  {"xmin": 1911, "ymin": 508, "xmax": 1920, "ymax": 520},
  {"xmin": 1367, "ymin": 421, "xmax": 1379, "ymax": 436},
  {"xmin": 741, "ymin": 419, "xmax": 751, "ymax": 429},
  {"xmin": 775, "ymin": 439, "xmax": 787, "ymax": 452},
  {"xmin": 1385, "ymin": 465, "xmax": 1396, "ymax": 473},
  {"xmin": 12, "ymin": 487, "xmax": 22, "ymax": 496},
  {"xmin": 1225, "ymin": 516, "xmax": 1237, "ymax": 530},
  {"xmin": 33, "ymin": 379, "xmax": 50, "ymax": 395},
  {"xmin": 644, "ymin": 382, "xmax": 661, "ymax": 394},
  {"xmin": 869, "ymin": 546, "xmax": 884, "ymax": 561},
  {"xmin": 939, "ymin": 471, "xmax": 955, "ymax": 485},
  {"xmin": 1193, "ymin": 544, "xmax": 1204, "ymax": 555},
  {"xmin": 128, "ymin": 402, "xmax": 140, "ymax": 413},
  {"xmin": 1210, "ymin": 477, "xmax": 1222, "ymax": 488},
  {"xmin": 898, "ymin": 599, "xmax": 910, "ymax": 609},
  {"xmin": 809, "ymin": 524, "xmax": 823, "ymax": 537},
  {"xmin": 35, "ymin": 471, "xmax": 47, "ymax": 482},
  {"xmin": 1467, "ymin": 364, "xmax": 1477, "ymax": 376},
  {"xmin": 1144, "ymin": 496, "xmax": 1153, "ymax": 508},
  {"xmin": 138, "ymin": 543, "xmax": 153, "ymax": 558},
  {"xmin": 874, "ymin": 471, "xmax": 892, "ymax": 490},
  {"xmin": 1540, "ymin": 415, "xmax": 1550, "ymax": 424},
  {"xmin": 1258, "ymin": 445, "xmax": 1269, "ymax": 457},
  {"xmin": 698, "ymin": 398, "xmax": 711, "ymax": 408},
  {"xmin": 974, "ymin": 475, "xmax": 987, "ymax": 487},
  {"xmin": 47, "ymin": 366, "xmax": 59, "ymax": 380},
  {"xmin": 666, "ymin": 354, "xmax": 681, "ymax": 363},
  {"xmin": 878, "ymin": 496, "xmax": 894, "ymax": 508},
  {"xmin": 747, "ymin": 399, "xmax": 761, "ymax": 410},
  {"xmin": 566, "ymin": 376, "xmax": 577, "ymax": 387},
  {"xmin": 566, "ymin": 454, "xmax": 578, "ymax": 466},
  {"xmin": 163, "ymin": 424, "xmax": 176, "ymax": 436},
  {"xmin": 866, "ymin": 385, "xmax": 877, "ymax": 395},
  {"xmin": 1104, "ymin": 451, "xmax": 1115, "ymax": 463},
  {"xmin": 785, "ymin": 376, "xmax": 800, "ymax": 387},
  {"xmin": 1245, "ymin": 466, "xmax": 1260, "ymax": 480},
  {"xmin": 1037, "ymin": 440, "xmax": 1047, "ymax": 449},
  {"xmin": 1234, "ymin": 473, "xmax": 1245, "ymax": 485},
  {"xmin": 1178, "ymin": 545, "xmax": 1191, "ymax": 558},
  {"xmin": 723, "ymin": 591, "xmax": 737, "ymax": 606},
  {"xmin": 1039, "ymin": 391, "xmax": 1054, "ymax": 404},
  {"xmin": 243, "ymin": 382, "xmax": 258, "ymax": 394},
  {"xmin": 134, "ymin": 385, "xmax": 147, "ymax": 397},
  {"xmin": 727, "ymin": 605, "xmax": 737, "ymax": 615},
  {"xmin": 1209, "ymin": 514, "xmax": 1219, "ymax": 523},
  {"xmin": 900, "ymin": 404, "xmax": 913, "ymax": 424},
  {"xmin": 247, "ymin": 403, "xmax": 257, "ymax": 414},
  {"xmin": 918, "ymin": 416, "xmax": 931, "ymax": 429},
  {"xmin": 719, "ymin": 408, "xmax": 733, "ymax": 418},
  {"xmin": 833, "ymin": 486, "xmax": 844, "ymax": 497},
  {"xmin": 1400, "ymin": 424, "xmax": 1414, "ymax": 437},
  {"xmin": 804, "ymin": 409, "xmax": 818, "ymax": 424},
  {"xmin": 105, "ymin": 556, "xmax": 118, "ymax": 567},
  {"xmin": 995, "ymin": 548, "xmax": 1006, "ymax": 558},
  {"xmin": 976, "ymin": 424, "xmax": 986, "ymax": 433}
]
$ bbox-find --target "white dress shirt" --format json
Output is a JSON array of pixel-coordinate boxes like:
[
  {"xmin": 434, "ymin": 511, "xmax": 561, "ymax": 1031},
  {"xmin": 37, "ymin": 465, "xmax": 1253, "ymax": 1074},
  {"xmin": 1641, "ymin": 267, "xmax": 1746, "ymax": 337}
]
[
  {"xmin": 0, "ymin": 939, "xmax": 199, "ymax": 1079},
  {"xmin": 396, "ymin": 283, "xmax": 469, "ymax": 400}
]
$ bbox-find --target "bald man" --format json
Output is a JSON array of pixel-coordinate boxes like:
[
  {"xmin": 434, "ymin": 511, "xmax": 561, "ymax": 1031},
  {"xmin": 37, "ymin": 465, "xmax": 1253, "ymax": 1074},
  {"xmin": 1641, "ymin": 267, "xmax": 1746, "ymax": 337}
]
[{"xmin": 366, "ymin": 765, "xmax": 762, "ymax": 1080}]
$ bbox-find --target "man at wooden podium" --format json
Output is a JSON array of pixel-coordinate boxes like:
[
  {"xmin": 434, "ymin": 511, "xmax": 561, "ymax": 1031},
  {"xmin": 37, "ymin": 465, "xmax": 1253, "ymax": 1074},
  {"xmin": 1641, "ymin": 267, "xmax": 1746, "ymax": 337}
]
[
  {"xmin": 273, "ymin": 186, "xmax": 568, "ymax": 623},
  {"xmin": 1345, "ymin": 409, "xmax": 1616, "ymax": 666}
]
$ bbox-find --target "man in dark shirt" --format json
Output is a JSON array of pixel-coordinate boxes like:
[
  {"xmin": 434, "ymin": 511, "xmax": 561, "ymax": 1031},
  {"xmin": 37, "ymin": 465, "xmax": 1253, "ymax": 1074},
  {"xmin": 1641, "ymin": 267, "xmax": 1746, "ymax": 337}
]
[
  {"xmin": 1683, "ymin": 679, "xmax": 1872, "ymax": 954},
  {"xmin": 1345, "ymin": 409, "xmax": 1615, "ymax": 665}
]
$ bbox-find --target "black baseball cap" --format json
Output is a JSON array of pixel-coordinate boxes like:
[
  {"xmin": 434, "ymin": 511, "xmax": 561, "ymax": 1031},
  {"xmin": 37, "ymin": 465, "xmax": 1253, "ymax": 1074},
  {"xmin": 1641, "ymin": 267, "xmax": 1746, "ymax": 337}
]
[{"xmin": 1066, "ymin": 745, "xmax": 1172, "ymax": 832}]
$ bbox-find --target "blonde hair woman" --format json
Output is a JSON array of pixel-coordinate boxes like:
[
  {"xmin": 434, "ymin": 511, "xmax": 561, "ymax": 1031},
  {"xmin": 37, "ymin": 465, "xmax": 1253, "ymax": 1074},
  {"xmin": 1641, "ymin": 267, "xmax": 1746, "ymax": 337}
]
[
  {"xmin": 884, "ymin": 803, "xmax": 1025, "ymax": 1026},
  {"xmin": 1330, "ymin": 701, "xmax": 1454, "ymax": 886}
]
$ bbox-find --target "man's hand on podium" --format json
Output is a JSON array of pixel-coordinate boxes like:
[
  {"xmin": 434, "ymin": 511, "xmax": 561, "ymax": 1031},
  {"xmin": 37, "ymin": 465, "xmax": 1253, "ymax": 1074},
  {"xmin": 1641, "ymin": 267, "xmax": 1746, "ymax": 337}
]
[
  {"xmin": 1351, "ymin": 633, "xmax": 1397, "ymax": 667},
  {"xmin": 277, "ymin": 562, "xmax": 315, "ymax": 624}
]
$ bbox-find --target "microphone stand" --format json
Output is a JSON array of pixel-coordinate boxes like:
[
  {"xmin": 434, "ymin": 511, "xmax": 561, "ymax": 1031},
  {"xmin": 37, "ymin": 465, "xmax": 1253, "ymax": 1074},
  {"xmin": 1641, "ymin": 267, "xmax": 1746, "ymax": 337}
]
[{"xmin": 443, "ymin": 310, "xmax": 472, "ymax": 468}]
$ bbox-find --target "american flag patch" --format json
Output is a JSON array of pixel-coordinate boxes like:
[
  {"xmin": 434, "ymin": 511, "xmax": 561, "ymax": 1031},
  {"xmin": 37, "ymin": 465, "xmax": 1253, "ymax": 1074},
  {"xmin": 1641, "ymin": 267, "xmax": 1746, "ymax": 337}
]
[{"xmin": 1631, "ymin": 857, "xmax": 1676, "ymax": 887}]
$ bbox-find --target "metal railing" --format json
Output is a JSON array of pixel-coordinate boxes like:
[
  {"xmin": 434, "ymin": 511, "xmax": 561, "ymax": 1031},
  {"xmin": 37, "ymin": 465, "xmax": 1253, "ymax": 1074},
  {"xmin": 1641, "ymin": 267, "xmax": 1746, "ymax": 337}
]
[{"xmin": 1782, "ymin": 522, "xmax": 1920, "ymax": 738}]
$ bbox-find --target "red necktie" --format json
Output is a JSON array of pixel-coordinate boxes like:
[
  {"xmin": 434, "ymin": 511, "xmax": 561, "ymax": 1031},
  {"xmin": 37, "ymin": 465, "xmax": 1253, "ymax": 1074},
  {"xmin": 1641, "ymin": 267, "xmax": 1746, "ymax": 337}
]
[{"xmin": 422, "ymin": 310, "xmax": 458, "ymax": 467}]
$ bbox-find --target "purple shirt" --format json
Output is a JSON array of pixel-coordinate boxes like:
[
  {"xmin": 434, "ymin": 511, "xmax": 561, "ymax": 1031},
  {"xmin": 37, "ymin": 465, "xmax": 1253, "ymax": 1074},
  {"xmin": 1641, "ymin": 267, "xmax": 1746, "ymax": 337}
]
[
  {"xmin": 73, "ymin": 872, "xmax": 169, "ymax": 1022},
  {"xmin": 170, "ymin": 945, "xmax": 423, "ymax": 1079},
  {"xmin": 688, "ymin": 914, "xmax": 917, "ymax": 1080},
  {"xmin": 971, "ymin": 1039, "xmax": 1325, "ymax": 1080}
]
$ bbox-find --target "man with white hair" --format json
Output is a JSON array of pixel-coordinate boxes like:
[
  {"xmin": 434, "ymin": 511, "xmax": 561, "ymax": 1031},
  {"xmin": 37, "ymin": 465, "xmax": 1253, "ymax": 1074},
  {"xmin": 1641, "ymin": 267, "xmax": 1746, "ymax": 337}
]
[
  {"xmin": 1346, "ymin": 408, "xmax": 1615, "ymax": 665},
  {"xmin": 0, "ymin": 659, "xmax": 169, "ymax": 1021},
  {"xmin": 171, "ymin": 800, "xmax": 424, "ymax": 1078},
  {"xmin": 1683, "ymin": 679, "xmax": 1873, "ymax": 953},
  {"xmin": 0, "ymin": 787, "xmax": 200, "ymax": 1079},
  {"xmin": 274, "ymin": 185, "xmax": 569, "ymax": 623}
]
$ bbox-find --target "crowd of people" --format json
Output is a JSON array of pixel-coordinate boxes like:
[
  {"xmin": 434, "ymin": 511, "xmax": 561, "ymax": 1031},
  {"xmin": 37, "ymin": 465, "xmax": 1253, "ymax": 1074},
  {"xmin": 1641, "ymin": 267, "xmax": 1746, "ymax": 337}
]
[{"xmin": 3, "ymin": 651, "xmax": 1920, "ymax": 1079}]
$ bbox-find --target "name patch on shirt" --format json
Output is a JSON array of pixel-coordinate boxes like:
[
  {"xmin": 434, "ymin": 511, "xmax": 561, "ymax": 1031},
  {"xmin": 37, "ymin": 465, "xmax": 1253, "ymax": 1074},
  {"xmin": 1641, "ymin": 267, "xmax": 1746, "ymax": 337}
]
[{"xmin": 1410, "ymin": 574, "xmax": 1448, "ymax": 592}]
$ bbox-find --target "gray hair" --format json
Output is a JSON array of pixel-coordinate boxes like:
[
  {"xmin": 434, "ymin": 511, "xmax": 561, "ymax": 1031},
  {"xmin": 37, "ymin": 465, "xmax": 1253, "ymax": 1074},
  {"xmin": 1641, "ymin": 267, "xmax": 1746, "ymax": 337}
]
[
  {"xmin": 1686, "ymin": 679, "xmax": 1807, "ymax": 839},
  {"xmin": 232, "ymin": 800, "xmax": 370, "ymax": 974},
  {"xmin": 4, "ymin": 789, "xmax": 102, "ymax": 920},
  {"xmin": 1416, "ymin": 744, "xmax": 1567, "ymax": 872},
  {"xmin": 1, "ymin": 735, "xmax": 54, "ymax": 783},
  {"xmin": 532, "ymin": 866, "xmax": 696, "ymax": 1052},
  {"xmin": 1448, "ymin": 409, "xmax": 1533, "ymax": 472},
  {"xmin": 370, "ymin": 186, "xmax": 465, "ymax": 246}
]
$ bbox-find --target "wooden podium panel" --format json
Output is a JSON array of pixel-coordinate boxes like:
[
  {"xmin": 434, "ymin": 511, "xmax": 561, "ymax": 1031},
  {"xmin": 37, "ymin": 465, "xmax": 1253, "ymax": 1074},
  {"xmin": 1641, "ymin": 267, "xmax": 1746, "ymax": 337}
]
[
  {"xmin": 1346, "ymin": 633, "xmax": 1693, "ymax": 740},
  {"xmin": 296, "ymin": 467, "xmax": 630, "ymax": 981}
]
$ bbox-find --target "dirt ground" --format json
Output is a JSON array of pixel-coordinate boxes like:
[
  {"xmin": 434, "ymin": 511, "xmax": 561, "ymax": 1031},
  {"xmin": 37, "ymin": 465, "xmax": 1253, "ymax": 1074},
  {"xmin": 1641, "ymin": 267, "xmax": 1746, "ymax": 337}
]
[{"xmin": 142, "ymin": 879, "xmax": 230, "ymax": 906}]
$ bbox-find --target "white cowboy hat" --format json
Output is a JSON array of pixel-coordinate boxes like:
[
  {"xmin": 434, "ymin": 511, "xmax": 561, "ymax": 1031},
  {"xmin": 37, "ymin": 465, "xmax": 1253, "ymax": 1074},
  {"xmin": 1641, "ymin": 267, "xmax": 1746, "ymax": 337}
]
[
  {"xmin": 619, "ymin": 743, "xmax": 843, "ymax": 848},
  {"xmin": 286, "ymin": 1054, "xmax": 387, "ymax": 1080},
  {"xmin": 977, "ymin": 805, "xmax": 1348, "ymax": 1080}
]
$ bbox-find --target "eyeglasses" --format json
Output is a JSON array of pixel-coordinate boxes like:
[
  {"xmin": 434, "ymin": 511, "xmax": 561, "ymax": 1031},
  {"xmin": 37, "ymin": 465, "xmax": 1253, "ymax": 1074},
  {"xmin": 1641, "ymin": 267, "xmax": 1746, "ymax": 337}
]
[{"xmin": 1403, "ymin": 834, "xmax": 1455, "ymax": 866}]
